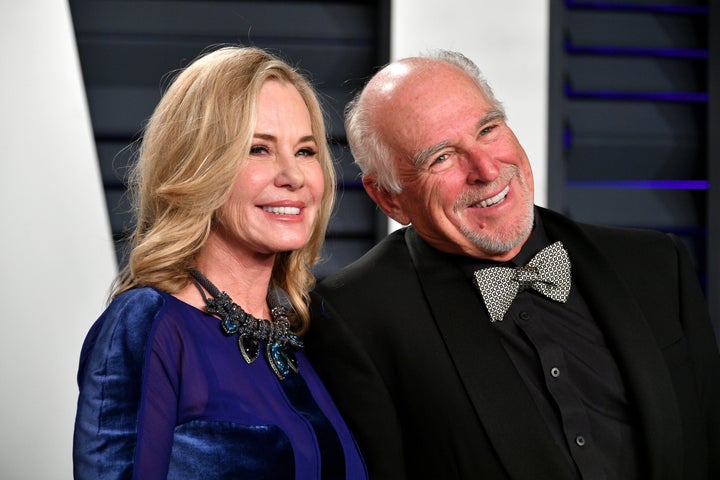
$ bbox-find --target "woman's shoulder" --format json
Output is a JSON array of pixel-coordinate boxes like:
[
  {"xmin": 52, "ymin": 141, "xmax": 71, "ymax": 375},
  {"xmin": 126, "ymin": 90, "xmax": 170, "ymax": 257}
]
[
  {"xmin": 79, "ymin": 287, "xmax": 176, "ymax": 368},
  {"xmin": 110, "ymin": 286, "xmax": 168, "ymax": 314}
]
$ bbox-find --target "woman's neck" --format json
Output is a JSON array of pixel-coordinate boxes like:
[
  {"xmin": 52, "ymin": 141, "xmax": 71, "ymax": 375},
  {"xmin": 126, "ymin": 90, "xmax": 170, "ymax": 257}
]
[{"xmin": 177, "ymin": 234, "xmax": 276, "ymax": 319}]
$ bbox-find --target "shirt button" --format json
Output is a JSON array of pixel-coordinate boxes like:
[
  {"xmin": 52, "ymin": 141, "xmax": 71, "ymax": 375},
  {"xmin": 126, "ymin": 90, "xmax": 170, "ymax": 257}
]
[
  {"xmin": 519, "ymin": 311, "xmax": 530, "ymax": 321},
  {"xmin": 550, "ymin": 367, "xmax": 560, "ymax": 378},
  {"xmin": 575, "ymin": 435, "xmax": 586, "ymax": 447}
]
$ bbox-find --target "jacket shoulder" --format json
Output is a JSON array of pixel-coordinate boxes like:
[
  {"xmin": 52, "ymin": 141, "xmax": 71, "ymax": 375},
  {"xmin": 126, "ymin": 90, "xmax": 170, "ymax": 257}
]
[
  {"xmin": 318, "ymin": 228, "xmax": 413, "ymax": 290},
  {"xmin": 540, "ymin": 207, "xmax": 679, "ymax": 264}
]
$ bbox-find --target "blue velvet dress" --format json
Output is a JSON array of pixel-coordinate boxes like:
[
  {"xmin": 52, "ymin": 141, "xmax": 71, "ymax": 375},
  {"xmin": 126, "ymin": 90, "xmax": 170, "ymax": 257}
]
[{"xmin": 73, "ymin": 287, "xmax": 367, "ymax": 479}]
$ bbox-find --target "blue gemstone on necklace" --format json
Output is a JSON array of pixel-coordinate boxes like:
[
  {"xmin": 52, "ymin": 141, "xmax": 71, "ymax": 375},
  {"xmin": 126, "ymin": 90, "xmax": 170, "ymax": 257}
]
[
  {"xmin": 222, "ymin": 318, "xmax": 239, "ymax": 334},
  {"xmin": 269, "ymin": 342, "xmax": 290, "ymax": 378}
]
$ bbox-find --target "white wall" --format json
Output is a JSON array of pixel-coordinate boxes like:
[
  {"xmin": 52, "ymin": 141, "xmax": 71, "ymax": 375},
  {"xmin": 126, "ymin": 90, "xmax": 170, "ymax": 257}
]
[
  {"xmin": 0, "ymin": 2, "xmax": 118, "ymax": 479},
  {"xmin": 390, "ymin": 0, "xmax": 550, "ymax": 229}
]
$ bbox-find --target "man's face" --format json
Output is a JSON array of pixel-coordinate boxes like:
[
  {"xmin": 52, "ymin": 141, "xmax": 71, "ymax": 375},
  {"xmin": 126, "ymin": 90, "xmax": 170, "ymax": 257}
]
[{"xmin": 368, "ymin": 62, "xmax": 534, "ymax": 261}]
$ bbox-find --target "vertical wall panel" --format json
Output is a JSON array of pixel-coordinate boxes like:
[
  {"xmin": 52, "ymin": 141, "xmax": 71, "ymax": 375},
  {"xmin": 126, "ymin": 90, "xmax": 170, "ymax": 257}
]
[{"xmin": 707, "ymin": 1, "xmax": 720, "ymax": 341}]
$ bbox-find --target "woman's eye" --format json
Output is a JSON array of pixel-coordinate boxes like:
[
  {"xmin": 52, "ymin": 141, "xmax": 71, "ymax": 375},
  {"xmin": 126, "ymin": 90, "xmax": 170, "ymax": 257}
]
[
  {"xmin": 297, "ymin": 147, "xmax": 317, "ymax": 157},
  {"xmin": 250, "ymin": 145, "xmax": 269, "ymax": 155}
]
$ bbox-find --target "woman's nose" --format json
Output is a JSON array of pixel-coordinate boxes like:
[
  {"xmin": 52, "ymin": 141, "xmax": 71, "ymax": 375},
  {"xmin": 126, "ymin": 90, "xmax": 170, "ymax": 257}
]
[{"xmin": 275, "ymin": 153, "xmax": 305, "ymax": 190}]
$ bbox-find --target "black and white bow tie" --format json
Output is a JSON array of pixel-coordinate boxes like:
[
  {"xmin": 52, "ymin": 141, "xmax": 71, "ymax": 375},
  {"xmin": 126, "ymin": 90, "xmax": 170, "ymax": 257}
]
[{"xmin": 473, "ymin": 241, "xmax": 572, "ymax": 322}]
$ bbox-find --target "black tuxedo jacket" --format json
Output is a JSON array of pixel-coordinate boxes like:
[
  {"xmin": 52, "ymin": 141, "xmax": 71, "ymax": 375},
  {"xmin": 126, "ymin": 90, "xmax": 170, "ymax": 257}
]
[{"xmin": 307, "ymin": 207, "xmax": 720, "ymax": 479}]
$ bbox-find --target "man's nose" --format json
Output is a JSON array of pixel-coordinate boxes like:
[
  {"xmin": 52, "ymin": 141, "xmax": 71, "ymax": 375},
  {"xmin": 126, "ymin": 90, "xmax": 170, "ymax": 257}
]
[{"xmin": 465, "ymin": 147, "xmax": 499, "ymax": 184}]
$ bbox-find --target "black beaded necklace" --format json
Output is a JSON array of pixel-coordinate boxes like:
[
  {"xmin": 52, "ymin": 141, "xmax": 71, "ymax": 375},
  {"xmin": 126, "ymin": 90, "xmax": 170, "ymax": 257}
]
[{"xmin": 188, "ymin": 269, "xmax": 302, "ymax": 380}]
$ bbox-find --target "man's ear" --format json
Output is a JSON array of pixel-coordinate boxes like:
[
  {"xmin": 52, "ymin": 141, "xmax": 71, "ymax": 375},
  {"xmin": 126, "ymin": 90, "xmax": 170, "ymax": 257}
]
[{"xmin": 362, "ymin": 175, "xmax": 411, "ymax": 225}]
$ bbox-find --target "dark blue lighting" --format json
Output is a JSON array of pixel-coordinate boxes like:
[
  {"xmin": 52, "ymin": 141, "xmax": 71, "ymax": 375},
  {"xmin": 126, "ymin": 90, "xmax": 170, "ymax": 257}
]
[
  {"xmin": 563, "ymin": 126, "xmax": 573, "ymax": 150},
  {"xmin": 564, "ymin": 39, "xmax": 708, "ymax": 59},
  {"xmin": 566, "ymin": 179, "xmax": 709, "ymax": 190},
  {"xmin": 564, "ymin": 82, "xmax": 708, "ymax": 103},
  {"xmin": 565, "ymin": 0, "xmax": 708, "ymax": 15},
  {"xmin": 340, "ymin": 181, "xmax": 365, "ymax": 191}
]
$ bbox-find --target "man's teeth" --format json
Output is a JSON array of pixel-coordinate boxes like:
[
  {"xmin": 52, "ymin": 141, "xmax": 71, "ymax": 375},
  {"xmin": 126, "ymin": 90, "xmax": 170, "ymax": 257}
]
[
  {"xmin": 477, "ymin": 185, "xmax": 510, "ymax": 208},
  {"xmin": 263, "ymin": 206, "xmax": 300, "ymax": 215}
]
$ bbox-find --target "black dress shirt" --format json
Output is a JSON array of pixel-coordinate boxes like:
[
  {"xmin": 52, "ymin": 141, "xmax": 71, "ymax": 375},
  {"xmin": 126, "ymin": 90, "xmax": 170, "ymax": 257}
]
[{"xmin": 459, "ymin": 214, "xmax": 642, "ymax": 480}]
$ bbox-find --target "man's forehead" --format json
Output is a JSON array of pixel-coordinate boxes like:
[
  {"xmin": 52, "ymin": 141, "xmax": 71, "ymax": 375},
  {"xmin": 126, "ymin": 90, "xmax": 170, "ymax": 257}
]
[
  {"xmin": 372, "ymin": 62, "xmax": 414, "ymax": 95},
  {"xmin": 367, "ymin": 58, "xmax": 445, "ymax": 99}
]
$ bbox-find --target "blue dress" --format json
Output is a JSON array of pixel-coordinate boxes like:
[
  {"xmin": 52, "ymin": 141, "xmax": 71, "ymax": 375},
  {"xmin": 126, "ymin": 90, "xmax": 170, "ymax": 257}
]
[{"xmin": 73, "ymin": 287, "xmax": 367, "ymax": 479}]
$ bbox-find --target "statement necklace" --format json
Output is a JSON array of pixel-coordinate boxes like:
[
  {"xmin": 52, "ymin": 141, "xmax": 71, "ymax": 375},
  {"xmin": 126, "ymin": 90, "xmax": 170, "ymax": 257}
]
[{"xmin": 188, "ymin": 269, "xmax": 303, "ymax": 380}]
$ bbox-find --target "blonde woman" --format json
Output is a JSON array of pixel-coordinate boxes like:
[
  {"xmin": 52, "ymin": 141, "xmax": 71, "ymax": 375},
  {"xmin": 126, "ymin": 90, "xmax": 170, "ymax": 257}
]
[{"xmin": 73, "ymin": 46, "xmax": 366, "ymax": 479}]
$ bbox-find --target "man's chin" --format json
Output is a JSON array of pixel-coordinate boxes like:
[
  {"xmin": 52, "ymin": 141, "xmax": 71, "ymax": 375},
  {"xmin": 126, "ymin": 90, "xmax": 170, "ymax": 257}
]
[{"xmin": 462, "ymin": 223, "xmax": 532, "ymax": 257}]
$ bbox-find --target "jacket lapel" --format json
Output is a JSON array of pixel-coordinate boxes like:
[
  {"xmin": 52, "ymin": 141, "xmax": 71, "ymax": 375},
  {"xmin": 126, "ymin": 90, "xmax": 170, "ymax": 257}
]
[
  {"xmin": 540, "ymin": 208, "xmax": 683, "ymax": 479},
  {"xmin": 406, "ymin": 228, "xmax": 577, "ymax": 480}
]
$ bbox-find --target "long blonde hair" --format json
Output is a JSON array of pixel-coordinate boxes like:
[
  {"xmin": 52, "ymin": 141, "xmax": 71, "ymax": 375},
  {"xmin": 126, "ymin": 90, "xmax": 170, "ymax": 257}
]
[{"xmin": 113, "ymin": 46, "xmax": 336, "ymax": 332}]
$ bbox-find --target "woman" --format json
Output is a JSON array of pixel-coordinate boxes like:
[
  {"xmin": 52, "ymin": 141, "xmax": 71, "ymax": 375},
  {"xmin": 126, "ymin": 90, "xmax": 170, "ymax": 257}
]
[{"xmin": 73, "ymin": 46, "xmax": 367, "ymax": 479}]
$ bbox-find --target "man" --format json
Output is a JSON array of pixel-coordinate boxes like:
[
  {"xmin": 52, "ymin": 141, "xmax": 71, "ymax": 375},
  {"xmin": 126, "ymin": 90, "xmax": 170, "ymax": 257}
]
[{"xmin": 306, "ymin": 50, "xmax": 720, "ymax": 479}]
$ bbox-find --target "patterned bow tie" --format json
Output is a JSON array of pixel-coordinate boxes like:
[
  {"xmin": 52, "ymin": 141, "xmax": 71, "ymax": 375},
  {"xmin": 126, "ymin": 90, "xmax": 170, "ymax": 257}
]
[{"xmin": 473, "ymin": 241, "xmax": 572, "ymax": 322}]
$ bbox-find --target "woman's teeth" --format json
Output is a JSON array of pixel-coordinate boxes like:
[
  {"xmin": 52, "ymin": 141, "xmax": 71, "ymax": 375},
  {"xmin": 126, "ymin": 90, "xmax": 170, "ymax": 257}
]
[{"xmin": 263, "ymin": 206, "xmax": 300, "ymax": 215}]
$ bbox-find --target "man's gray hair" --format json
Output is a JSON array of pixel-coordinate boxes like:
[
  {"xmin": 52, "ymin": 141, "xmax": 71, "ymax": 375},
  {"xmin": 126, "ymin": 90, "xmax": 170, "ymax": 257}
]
[{"xmin": 344, "ymin": 50, "xmax": 505, "ymax": 193}]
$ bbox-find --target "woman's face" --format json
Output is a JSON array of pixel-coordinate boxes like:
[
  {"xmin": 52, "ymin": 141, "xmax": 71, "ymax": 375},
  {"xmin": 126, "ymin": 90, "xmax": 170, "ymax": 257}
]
[{"xmin": 215, "ymin": 80, "xmax": 325, "ymax": 258}]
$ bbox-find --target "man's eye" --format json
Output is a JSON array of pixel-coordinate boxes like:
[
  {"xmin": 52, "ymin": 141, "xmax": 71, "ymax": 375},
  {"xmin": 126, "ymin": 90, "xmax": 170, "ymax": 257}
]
[
  {"xmin": 479, "ymin": 125, "xmax": 496, "ymax": 136},
  {"xmin": 432, "ymin": 153, "xmax": 448, "ymax": 165}
]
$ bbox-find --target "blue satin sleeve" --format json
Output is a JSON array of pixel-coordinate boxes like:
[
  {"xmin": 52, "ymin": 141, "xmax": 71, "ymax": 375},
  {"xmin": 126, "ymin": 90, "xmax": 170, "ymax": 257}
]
[{"xmin": 73, "ymin": 289, "xmax": 177, "ymax": 479}]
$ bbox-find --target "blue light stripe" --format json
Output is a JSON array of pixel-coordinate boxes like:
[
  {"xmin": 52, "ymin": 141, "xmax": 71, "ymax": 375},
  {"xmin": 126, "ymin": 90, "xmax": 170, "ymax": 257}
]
[
  {"xmin": 564, "ymin": 39, "xmax": 708, "ymax": 59},
  {"xmin": 566, "ymin": 179, "xmax": 709, "ymax": 190},
  {"xmin": 565, "ymin": 0, "xmax": 708, "ymax": 15},
  {"xmin": 564, "ymin": 82, "xmax": 708, "ymax": 103}
]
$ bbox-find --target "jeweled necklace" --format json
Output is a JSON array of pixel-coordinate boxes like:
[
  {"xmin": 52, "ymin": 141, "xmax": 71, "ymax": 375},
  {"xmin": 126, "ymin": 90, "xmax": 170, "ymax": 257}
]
[{"xmin": 188, "ymin": 269, "xmax": 303, "ymax": 380}]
